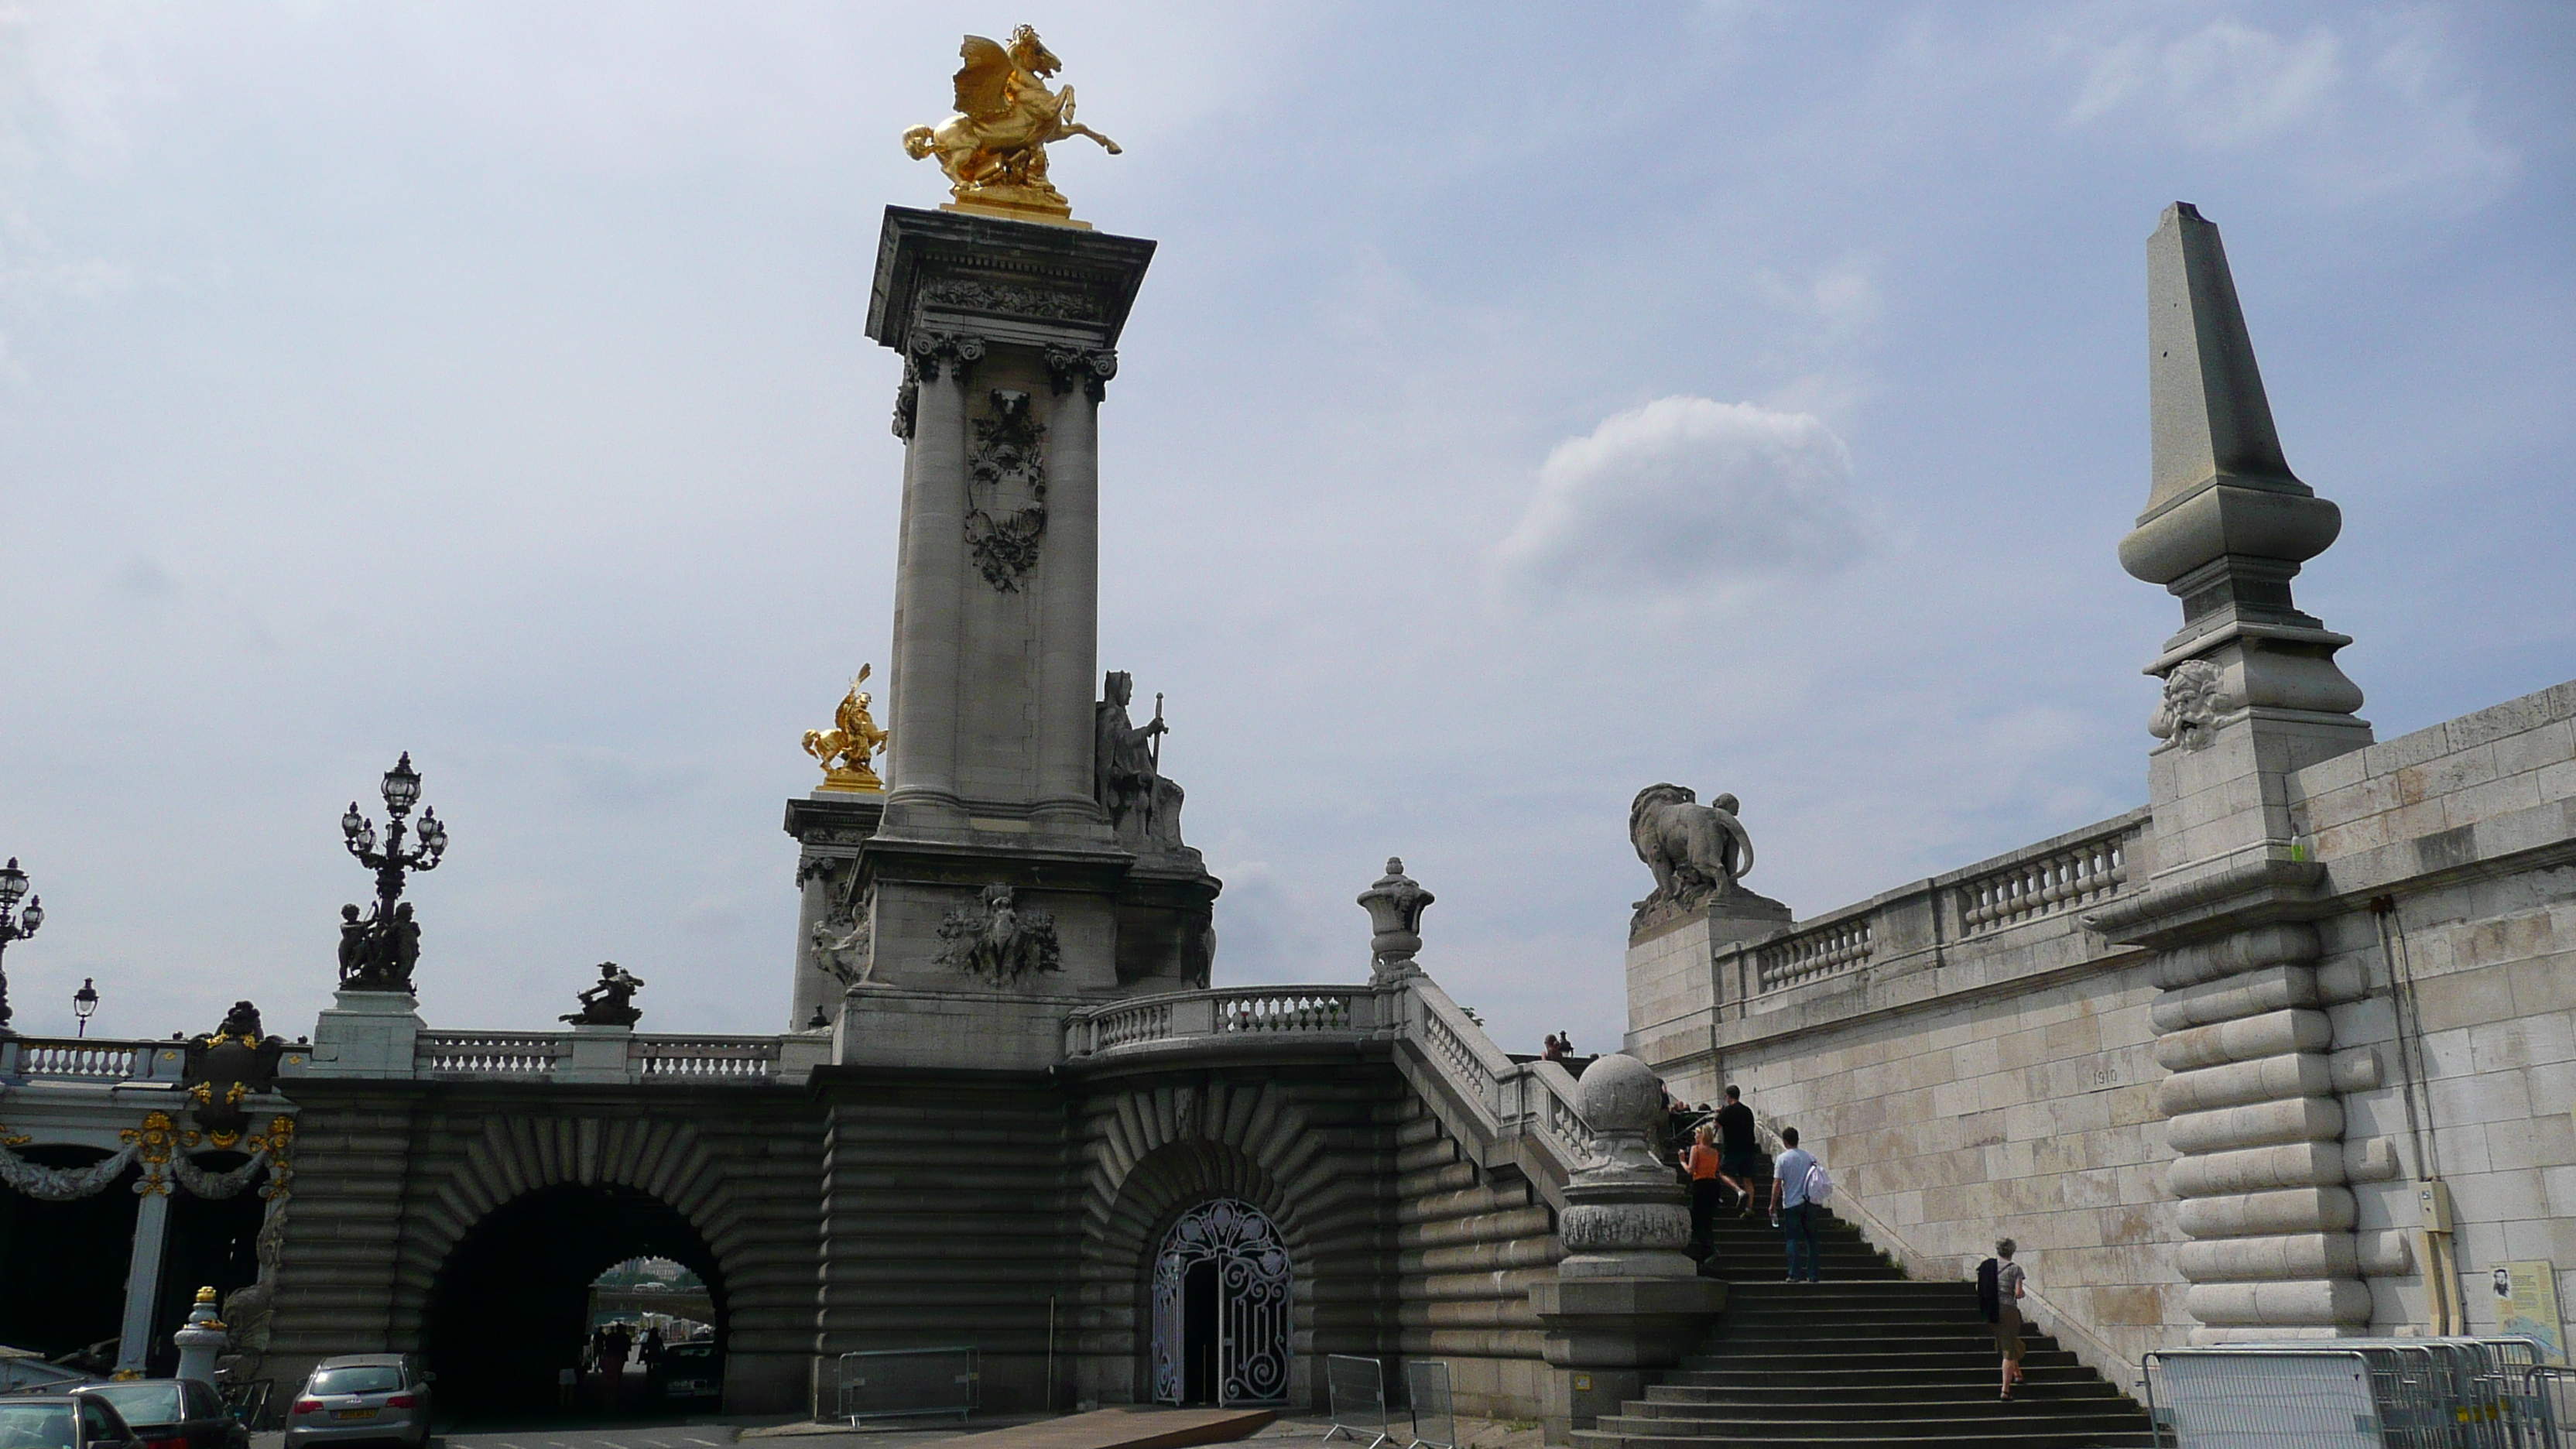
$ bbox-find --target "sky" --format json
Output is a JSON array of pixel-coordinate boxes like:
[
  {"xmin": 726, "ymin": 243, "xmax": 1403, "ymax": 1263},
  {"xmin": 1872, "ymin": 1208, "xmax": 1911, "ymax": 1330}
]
[{"xmin": 1, "ymin": 1, "xmax": 2568, "ymax": 1055}]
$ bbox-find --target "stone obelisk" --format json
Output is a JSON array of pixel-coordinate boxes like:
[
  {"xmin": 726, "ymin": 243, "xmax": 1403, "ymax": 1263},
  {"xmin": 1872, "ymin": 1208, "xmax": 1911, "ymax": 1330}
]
[
  {"xmin": 2092, "ymin": 202, "xmax": 2382, "ymax": 1343},
  {"xmin": 788, "ymin": 205, "xmax": 1218, "ymax": 1068}
]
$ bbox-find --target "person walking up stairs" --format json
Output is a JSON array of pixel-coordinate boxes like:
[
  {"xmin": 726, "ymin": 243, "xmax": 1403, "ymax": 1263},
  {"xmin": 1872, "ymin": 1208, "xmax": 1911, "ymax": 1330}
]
[{"xmin": 1577, "ymin": 1187, "xmax": 2154, "ymax": 1448}]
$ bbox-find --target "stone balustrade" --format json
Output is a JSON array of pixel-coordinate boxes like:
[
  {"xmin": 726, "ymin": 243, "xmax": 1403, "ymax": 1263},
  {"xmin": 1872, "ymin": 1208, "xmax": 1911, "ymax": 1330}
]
[
  {"xmin": 1959, "ymin": 827, "xmax": 2134, "ymax": 937},
  {"xmin": 1756, "ymin": 913, "xmax": 1875, "ymax": 992},
  {"xmin": 410, "ymin": 1030, "xmax": 806, "ymax": 1083},
  {"xmin": 1061, "ymin": 976, "xmax": 1592, "ymax": 1197},
  {"xmin": 0, "ymin": 1037, "xmax": 170, "ymax": 1084}
]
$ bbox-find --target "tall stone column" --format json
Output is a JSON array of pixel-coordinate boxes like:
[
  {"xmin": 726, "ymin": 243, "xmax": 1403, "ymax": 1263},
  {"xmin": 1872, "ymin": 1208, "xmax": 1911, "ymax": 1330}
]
[
  {"xmin": 882, "ymin": 332, "xmax": 981, "ymax": 829},
  {"xmin": 1032, "ymin": 346, "xmax": 1112, "ymax": 832},
  {"xmin": 2089, "ymin": 203, "xmax": 2395, "ymax": 1342},
  {"xmin": 118, "ymin": 1187, "xmax": 173, "ymax": 1372}
]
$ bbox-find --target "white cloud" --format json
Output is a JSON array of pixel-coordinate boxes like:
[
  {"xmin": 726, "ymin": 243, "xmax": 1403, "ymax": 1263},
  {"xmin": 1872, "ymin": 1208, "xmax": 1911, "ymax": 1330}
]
[
  {"xmin": 2059, "ymin": 12, "xmax": 2515, "ymax": 204},
  {"xmin": 1495, "ymin": 396, "xmax": 1865, "ymax": 603}
]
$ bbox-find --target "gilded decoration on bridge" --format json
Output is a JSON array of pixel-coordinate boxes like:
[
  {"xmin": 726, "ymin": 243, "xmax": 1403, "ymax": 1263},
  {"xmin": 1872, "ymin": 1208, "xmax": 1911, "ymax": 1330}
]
[
  {"xmin": 803, "ymin": 666, "xmax": 890, "ymax": 793},
  {"xmin": 183, "ymin": 1000, "xmax": 286, "ymax": 1147},
  {"xmin": 903, "ymin": 26, "xmax": 1121, "ymax": 224},
  {"xmin": 120, "ymin": 1110, "xmax": 177, "ymax": 1196}
]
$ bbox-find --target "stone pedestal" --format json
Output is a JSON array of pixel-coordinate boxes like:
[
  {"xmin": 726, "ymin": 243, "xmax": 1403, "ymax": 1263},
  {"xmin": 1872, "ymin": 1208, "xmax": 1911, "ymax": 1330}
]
[
  {"xmin": 1528, "ymin": 1053, "xmax": 1731, "ymax": 1444},
  {"xmin": 173, "ymin": 1287, "xmax": 226, "ymax": 1383},
  {"xmin": 1625, "ymin": 891, "xmax": 1793, "ymax": 1058},
  {"xmin": 303, "ymin": 990, "xmax": 423, "ymax": 1078},
  {"xmin": 785, "ymin": 793, "xmax": 886, "ymax": 1031},
  {"xmin": 1530, "ymin": 1276, "xmax": 1728, "ymax": 1444},
  {"xmin": 555, "ymin": 1024, "xmax": 633, "ymax": 1084}
]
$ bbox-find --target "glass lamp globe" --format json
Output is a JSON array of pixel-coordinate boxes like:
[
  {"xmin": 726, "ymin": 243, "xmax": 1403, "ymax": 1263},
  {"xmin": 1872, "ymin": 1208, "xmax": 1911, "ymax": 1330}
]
[{"xmin": 380, "ymin": 753, "xmax": 423, "ymax": 813}]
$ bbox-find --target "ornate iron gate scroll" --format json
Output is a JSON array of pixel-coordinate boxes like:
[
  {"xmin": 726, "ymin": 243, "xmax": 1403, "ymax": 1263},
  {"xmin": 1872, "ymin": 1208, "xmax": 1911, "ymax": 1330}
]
[{"xmin": 1149, "ymin": 1197, "xmax": 1292, "ymax": 1406}]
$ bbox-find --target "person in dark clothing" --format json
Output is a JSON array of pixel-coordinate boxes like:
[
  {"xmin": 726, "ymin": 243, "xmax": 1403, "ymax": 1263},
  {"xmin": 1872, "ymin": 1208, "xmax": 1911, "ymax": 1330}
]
[{"xmin": 1714, "ymin": 1085, "xmax": 1761, "ymax": 1214}]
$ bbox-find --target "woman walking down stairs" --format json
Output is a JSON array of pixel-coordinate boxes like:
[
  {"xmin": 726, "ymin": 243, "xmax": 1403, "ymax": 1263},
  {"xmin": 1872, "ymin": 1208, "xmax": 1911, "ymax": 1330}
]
[{"xmin": 1579, "ymin": 1197, "xmax": 2156, "ymax": 1448}]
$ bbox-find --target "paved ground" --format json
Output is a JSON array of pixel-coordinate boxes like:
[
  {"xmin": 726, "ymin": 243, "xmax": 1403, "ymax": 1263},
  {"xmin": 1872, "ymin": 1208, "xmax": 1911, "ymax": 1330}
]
[{"xmin": 253, "ymin": 1409, "xmax": 1547, "ymax": 1449}]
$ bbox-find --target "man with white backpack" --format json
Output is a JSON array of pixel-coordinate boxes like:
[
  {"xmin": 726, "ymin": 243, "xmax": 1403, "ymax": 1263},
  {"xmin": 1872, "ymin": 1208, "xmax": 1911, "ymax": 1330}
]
[{"xmin": 1769, "ymin": 1125, "xmax": 1831, "ymax": 1283}]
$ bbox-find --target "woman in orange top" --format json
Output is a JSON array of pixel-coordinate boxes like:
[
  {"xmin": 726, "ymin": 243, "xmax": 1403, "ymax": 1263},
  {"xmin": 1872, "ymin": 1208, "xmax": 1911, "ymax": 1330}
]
[{"xmin": 1687, "ymin": 1123, "xmax": 1723, "ymax": 1260}]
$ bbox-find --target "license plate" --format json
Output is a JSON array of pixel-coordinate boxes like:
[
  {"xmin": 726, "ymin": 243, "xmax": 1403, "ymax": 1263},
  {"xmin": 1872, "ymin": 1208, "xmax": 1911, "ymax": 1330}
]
[{"xmin": 333, "ymin": 1410, "xmax": 379, "ymax": 1421}]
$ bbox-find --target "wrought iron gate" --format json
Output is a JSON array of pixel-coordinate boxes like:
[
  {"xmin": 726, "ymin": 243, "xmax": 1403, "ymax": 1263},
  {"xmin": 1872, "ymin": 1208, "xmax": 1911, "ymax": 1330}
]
[{"xmin": 1150, "ymin": 1197, "xmax": 1291, "ymax": 1405}]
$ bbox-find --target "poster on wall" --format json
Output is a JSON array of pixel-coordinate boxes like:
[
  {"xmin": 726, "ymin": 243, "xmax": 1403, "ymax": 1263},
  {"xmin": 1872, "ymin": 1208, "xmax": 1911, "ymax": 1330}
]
[{"xmin": 2494, "ymin": 1261, "xmax": 2567, "ymax": 1365}]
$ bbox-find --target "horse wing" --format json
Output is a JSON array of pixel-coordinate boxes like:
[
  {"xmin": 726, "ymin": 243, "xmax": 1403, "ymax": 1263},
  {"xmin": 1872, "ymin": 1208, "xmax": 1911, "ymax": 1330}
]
[{"xmin": 953, "ymin": 36, "xmax": 1015, "ymax": 118}]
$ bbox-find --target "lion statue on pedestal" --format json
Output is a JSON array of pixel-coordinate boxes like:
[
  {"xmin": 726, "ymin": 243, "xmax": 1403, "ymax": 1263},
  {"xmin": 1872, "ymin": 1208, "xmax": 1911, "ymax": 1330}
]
[{"xmin": 1629, "ymin": 783, "xmax": 1756, "ymax": 919}]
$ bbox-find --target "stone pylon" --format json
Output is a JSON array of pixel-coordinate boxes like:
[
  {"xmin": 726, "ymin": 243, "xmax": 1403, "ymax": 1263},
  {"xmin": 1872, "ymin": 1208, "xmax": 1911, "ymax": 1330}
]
[
  {"xmin": 790, "ymin": 207, "xmax": 1219, "ymax": 1064},
  {"xmin": 2091, "ymin": 204, "xmax": 2396, "ymax": 1342}
]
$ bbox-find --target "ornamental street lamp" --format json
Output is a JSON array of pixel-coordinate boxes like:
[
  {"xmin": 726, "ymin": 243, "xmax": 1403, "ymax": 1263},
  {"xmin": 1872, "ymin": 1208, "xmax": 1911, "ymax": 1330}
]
[
  {"xmin": 73, "ymin": 978, "xmax": 100, "ymax": 1038},
  {"xmin": 0, "ymin": 858, "xmax": 43, "ymax": 1037},
  {"xmin": 338, "ymin": 753, "xmax": 449, "ymax": 993}
]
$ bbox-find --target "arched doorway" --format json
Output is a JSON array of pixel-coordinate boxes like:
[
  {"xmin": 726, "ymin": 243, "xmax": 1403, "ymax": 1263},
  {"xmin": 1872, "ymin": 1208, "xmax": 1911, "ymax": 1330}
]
[
  {"xmin": 1150, "ymin": 1199, "xmax": 1290, "ymax": 1406},
  {"xmin": 423, "ymin": 1184, "xmax": 725, "ymax": 1423},
  {"xmin": 0, "ymin": 1146, "xmax": 137, "ymax": 1362}
]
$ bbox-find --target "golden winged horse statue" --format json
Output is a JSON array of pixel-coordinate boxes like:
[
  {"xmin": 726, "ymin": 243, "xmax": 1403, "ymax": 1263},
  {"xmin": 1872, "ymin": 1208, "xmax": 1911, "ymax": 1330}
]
[{"xmin": 902, "ymin": 26, "xmax": 1120, "ymax": 221}]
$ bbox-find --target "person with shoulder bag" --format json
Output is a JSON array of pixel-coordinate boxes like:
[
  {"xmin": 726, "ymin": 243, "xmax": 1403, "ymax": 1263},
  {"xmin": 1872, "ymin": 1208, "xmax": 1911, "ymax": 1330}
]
[
  {"xmin": 1985, "ymin": 1238, "xmax": 2027, "ymax": 1399},
  {"xmin": 1768, "ymin": 1126, "xmax": 1824, "ymax": 1283}
]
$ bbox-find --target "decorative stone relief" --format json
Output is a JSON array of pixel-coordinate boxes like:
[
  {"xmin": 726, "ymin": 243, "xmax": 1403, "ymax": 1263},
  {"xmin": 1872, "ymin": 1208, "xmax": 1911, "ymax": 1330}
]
[
  {"xmin": 814, "ymin": 905, "xmax": 872, "ymax": 988},
  {"xmin": 0, "ymin": 1136, "xmax": 140, "ymax": 1201},
  {"xmin": 924, "ymin": 278, "xmax": 1098, "ymax": 321},
  {"xmin": 1043, "ymin": 344, "xmax": 1118, "ymax": 402},
  {"xmin": 892, "ymin": 361, "xmax": 920, "ymax": 441},
  {"xmin": 934, "ymin": 883, "xmax": 1063, "ymax": 985},
  {"xmin": 966, "ymin": 389, "xmax": 1048, "ymax": 591},
  {"xmin": 2151, "ymin": 658, "xmax": 2231, "ymax": 749},
  {"xmin": 905, "ymin": 329, "xmax": 987, "ymax": 385}
]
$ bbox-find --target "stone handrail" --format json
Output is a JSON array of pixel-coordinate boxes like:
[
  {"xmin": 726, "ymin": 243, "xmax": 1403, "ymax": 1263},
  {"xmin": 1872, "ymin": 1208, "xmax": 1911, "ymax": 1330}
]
[
  {"xmin": 1059, "ymin": 974, "xmax": 1592, "ymax": 1201},
  {"xmin": 1704, "ymin": 808, "xmax": 2154, "ymax": 1011},
  {"xmin": 1061, "ymin": 985, "xmax": 1382, "ymax": 1057},
  {"xmin": 1756, "ymin": 913, "xmax": 1875, "ymax": 992},
  {"xmin": 416, "ymin": 1033, "xmax": 563, "ymax": 1077},
  {"xmin": 0, "ymin": 1037, "xmax": 176, "ymax": 1084},
  {"xmin": 1958, "ymin": 818, "xmax": 2138, "ymax": 937},
  {"xmin": 631, "ymin": 1036, "xmax": 781, "ymax": 1078}
]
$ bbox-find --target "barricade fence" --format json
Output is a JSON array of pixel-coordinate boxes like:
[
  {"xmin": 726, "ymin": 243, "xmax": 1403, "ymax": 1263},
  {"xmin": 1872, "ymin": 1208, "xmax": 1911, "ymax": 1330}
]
[
  {"xmin": 1403, "ymin": 1361, "xmax": 1455, "ymax": 1449},
  {"xmin": 835, "ymin": 1347, "xmax": 978, "ymax": 1425},
  {"xmin": 1322, "ymin": 1354, "xmax": 1390, "ymax": 1449},
  {"xmin": 2145, "ymin": 1339, "xmax": 2559, "ymax": 1449}
]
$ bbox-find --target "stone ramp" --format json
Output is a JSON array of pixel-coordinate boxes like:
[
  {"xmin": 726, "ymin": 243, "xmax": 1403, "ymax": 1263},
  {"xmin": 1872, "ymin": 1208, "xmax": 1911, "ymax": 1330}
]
[
  {"xmin": 1581, "ymin": 1204, "xmax": 2155, "ymax": 1448},
  {"xmin": 915, "ymin": 1409, "xmax": 1279, "ymax": 1449}
]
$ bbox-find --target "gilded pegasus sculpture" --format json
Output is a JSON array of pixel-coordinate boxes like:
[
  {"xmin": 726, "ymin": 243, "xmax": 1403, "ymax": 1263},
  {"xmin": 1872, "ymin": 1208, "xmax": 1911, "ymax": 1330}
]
[{"xmin": 903, "ymin": 26, "xmax": 1120, "ymax": 222}]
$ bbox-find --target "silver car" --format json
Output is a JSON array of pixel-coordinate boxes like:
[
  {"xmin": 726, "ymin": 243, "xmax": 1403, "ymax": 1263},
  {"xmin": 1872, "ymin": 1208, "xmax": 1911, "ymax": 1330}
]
[{"xmin": 283, "ymin": 1356, "xmax": 431, "ymax": 1449}]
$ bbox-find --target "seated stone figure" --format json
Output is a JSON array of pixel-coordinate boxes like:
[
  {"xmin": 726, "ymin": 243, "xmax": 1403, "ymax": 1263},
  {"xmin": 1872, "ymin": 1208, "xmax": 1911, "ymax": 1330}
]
[
  {"xmin": 561, "ymin": 961, "xmax": 645, "ymax": 1027},
  {"xmin": 1094, "ymin": 670, "xmax": 1186, "ymax": 854}
]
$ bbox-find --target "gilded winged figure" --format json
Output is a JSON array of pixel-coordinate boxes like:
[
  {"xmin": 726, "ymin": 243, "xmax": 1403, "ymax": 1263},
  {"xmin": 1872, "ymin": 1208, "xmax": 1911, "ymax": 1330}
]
[{"xmin": 903, "ymin": 26, "xmax": 1120, "ymax": 218}]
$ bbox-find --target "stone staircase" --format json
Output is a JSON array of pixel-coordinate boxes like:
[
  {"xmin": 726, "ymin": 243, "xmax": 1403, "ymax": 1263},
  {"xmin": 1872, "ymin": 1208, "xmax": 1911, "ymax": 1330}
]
[{"xmin": 1576, "ymin": 1190, "xmax": 2156, "ymax": 1448}]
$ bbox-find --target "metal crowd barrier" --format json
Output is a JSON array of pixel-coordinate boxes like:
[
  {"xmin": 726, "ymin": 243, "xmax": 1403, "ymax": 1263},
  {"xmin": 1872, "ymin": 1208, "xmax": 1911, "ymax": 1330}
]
[
  {"xmin": 835, "ymin": 1346, "xmax": 978, "ymax": 1424},
  {"xmin": 2523, "ymin": 1365, "xmax": 2576, "ymax": 1448},
  {"xmin": 2145, "ymin": 1340, "xmax": 2561, "ymax": 1449},
  {"xmin": 1322, "ymin": 1354, "xmax": 1391, "ymax": 1449},
  {"xmin": 1404, "ymin": 1361, "xmax": 1457, "ymax": 1449}
]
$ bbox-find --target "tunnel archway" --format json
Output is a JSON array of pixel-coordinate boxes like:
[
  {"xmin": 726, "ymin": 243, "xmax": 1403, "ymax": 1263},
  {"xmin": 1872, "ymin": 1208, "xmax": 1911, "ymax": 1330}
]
[
  {"xmin": 0, "ymin": 1146, "xmax": 138, "ymax": 1362},
  {"xmin": 423, "ymin": 1184, "xmax": 726, "ymax": 1423}
]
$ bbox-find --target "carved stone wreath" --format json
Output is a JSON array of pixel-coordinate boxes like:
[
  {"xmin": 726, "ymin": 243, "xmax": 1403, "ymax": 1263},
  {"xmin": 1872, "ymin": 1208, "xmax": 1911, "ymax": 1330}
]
[{"xmin": 967, "ymin": 390, "xmax": 1049, "ymax": 591}]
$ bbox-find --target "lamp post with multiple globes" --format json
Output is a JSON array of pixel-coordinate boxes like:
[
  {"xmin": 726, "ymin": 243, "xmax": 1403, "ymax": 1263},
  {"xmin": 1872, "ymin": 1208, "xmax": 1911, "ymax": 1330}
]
[
  {"xmin": 0, "ymin": 858, "xmax": 43, "ymax": 1037},
  {"xmin": 339, "ymin": 752, "xmax": 448, "ymax": 992}
]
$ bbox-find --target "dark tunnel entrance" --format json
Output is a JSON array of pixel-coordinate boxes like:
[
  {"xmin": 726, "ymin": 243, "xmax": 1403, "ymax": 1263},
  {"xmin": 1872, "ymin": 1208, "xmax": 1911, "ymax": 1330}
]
[{"xmin": 423, "ymin": 1184, "xmax": 725, "ymax": 1423}]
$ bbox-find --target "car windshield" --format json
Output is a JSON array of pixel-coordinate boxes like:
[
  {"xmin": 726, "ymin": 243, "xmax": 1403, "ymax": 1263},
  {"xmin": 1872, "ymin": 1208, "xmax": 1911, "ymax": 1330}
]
[
  {"xmin": 309, "ymin": 1367, "xmax": 404, "ymax": 1396},
  {"xmin": 0, "ymin": 1403, "xmax": 76, "ymax": 1449},
  {"xmin": 83, "ymin": 1386, "xmax": 183, "ymax": 1427}
]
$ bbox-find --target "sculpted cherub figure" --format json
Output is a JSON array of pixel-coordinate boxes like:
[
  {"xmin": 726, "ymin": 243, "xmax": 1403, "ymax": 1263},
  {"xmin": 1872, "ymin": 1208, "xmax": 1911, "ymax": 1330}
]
[
  {"xmin": 903, "ymin": 26, "xmax": 1120, "ymax": 218},
  {"xmin": 803, "ymin": 666, "xmax": 890, "ymax": 793}
]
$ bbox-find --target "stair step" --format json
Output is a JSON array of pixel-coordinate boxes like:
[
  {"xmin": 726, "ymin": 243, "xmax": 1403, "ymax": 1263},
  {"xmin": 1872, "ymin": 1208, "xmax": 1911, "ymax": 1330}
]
[
  {"xmin": 1577, "ymin": 1430, "xmax": 2157, "ymax": 1449},
  {"xmin": 1644, "ymin": 1382, "xmax": 2127, "ymax": 1406}
]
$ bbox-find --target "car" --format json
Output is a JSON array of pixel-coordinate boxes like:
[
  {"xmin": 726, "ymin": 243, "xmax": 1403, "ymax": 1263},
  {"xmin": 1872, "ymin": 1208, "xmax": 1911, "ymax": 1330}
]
[
  {"xmin": 656, "ymin": 1342, "xmax": 721, "ymax": 1408},
  {"xmin": 281, "ymin": 1357, "xmax": 430, "ymax": 1449},
  {"xmin": 0, "ymin": 1394, "xmax": 142, "ymax": 1449},
  {"xmin": 71, "ymin": 1382, "xmax": 246, "ymax": 1449}
]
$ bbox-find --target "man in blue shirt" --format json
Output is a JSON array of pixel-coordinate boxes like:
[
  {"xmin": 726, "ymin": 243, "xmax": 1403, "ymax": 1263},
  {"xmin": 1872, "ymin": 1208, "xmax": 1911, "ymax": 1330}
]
[{"xmin": 1770, "ymin": 1125, "xmax": 1821, "ymax": 1283}]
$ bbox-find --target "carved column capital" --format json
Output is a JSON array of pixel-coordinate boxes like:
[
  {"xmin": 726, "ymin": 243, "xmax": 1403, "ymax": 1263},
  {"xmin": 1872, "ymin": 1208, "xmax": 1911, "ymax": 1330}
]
[
  {"xmin": 1043, "ymin": 344, "xmax": 1118, "ymax": 402},
  {"xmin": 892, "ymin": 361, "xmax": 920, "ymax": 440},
  {"xmin": 907, "ymin": 330, "xmax": 988, "ymax": 386}
]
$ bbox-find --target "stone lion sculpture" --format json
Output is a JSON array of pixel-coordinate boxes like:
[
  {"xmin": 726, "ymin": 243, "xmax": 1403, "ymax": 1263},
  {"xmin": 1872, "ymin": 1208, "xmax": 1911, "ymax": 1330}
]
[{"xmin": 1630, "ymin": 784, "xmax": 1755, "ymax": 917}]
